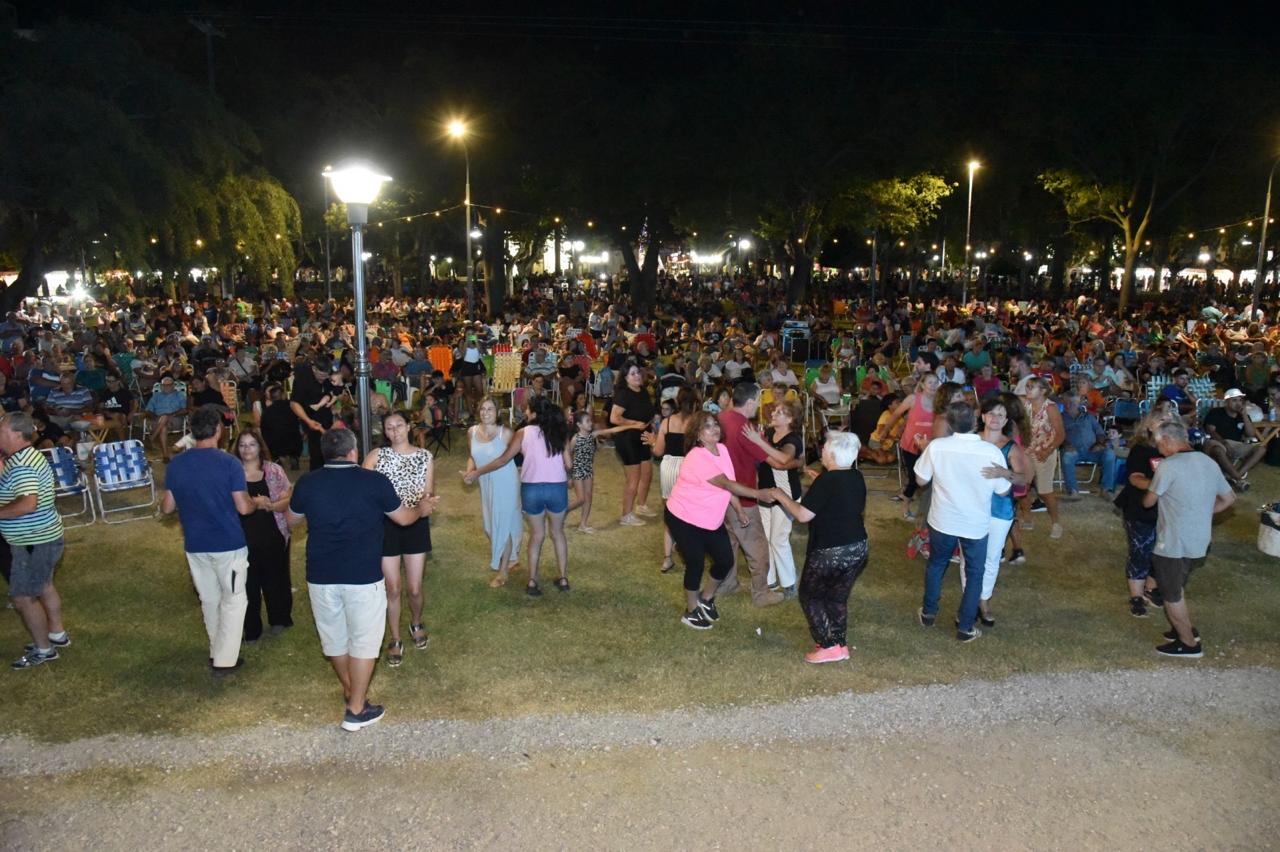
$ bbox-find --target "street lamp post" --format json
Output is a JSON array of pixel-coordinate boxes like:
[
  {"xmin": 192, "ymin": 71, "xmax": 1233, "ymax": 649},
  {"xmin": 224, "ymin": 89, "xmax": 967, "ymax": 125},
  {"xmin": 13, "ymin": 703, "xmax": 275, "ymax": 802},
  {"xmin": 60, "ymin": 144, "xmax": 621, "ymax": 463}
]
[
  {"xmin": 323, "ymin": 162, "xmax": 391, "ymax": 459},
  {"xmin": 448, "ymin": 120, "xmax": 474, "ymax": 319},
  {"xmin": 1252, "ymin": 157, "xmax": 1279, "ymax": 322},
  {"xmin": 963, "ymin": 160, "xmax": 980, "ymax": 306},
  {"xmin": 323, "ymin": 165, "xmax": 333, "ymax": 302}
]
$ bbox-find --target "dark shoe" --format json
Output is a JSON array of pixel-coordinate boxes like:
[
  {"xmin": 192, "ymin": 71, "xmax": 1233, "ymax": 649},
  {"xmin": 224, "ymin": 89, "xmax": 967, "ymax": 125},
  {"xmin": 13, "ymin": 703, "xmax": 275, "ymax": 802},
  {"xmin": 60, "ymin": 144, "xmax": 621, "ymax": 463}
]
[
  {"xmin": 1129, "ymin": 596, "xmax": 1148, "ymax": 618},
  {"xmin": 11, "ymin": 648, "xmax": 58, "ymax": 670},
  {"xmin": 1156, "ymin": 638, "xmax": 1203, "ymax": 659},
  {"xmin": 782, "ymin": 585, "xmax": 798, "ymax": 600},
  {"xmin": 977, "ymin": 611, "xmax": 996, "ymax": 628},
  {"xmin": 917, "ymin": 607, "xmax": 935, "ymax": 628},
  {"xmin": 1161, "ymin": 627, "xmax": 1201, "ymax": 642},
  {"xmin": 25, "ymin": 632, "xmax": 70, "ymax": 652},
  {"xmin": 386, "ymin": 640, "xmax": 404, "ymax": 667},
  {"xmin": 526, "ymin": 581, "xmax": 543, "ymax": 597},
  {"xmin": 409, "ymin": 623, "xmax": 430, "ymax": 649},
  {"xmin": 1010, "ymin": 549, "xmax": 1026, "ymax": 565},
  {"xmin": 697, "ymin": 596, "xmax": 720, "ymax": 623},
  {"xmin": 1144, "ymin": 587, "xmax": 1164, "ymax": 609},
  {"xmin": 341, "ymin": 702, "xmax": 386, "ymax": 732},
  {"xmin": 956, "ymin": 627, "xmax": 983, "ymax": 643},
  {"xmin": 1030, "ymin": 498, "xmax": 1047, "ymax": 513},
  {"xmin": 554, "ymin": 577, "xmax": 571, "ymax": 593},
  {"xmin": 681, "ymin": 609, "xmax": 713, "ymax": 630},
  {"xmin": 210, "ymin": 657, "xmax": 245, "ymax": 676}
]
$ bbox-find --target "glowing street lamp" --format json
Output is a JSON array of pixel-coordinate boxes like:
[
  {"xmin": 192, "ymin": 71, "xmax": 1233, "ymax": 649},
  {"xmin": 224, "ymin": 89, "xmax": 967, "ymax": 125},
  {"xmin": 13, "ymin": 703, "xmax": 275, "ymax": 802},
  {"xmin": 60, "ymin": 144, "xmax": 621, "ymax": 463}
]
[
  {"xmin": 323, "ymin": 161, "xmax": 391, "ymax": 457},
  {"xmin": 447, "ymin": 118, "xmax": 476, "ymax": 317},
  {"xmin": 963, "ymin": 159, "xmax": 981, "ymax": 304}
]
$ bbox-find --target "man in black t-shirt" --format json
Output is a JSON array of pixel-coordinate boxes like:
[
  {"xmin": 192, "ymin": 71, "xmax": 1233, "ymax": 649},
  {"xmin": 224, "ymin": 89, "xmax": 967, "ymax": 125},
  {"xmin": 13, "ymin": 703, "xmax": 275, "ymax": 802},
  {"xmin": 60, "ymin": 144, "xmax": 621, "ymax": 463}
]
[
  {"xmin": 288, "ymin": 428, "xmax": 437, "ymax": 732},
  {"xmin": 1202, "ymin": 389, "xmax": 1264, "ymax": 490},
  {"xmin": 97, "ymin": 373, "xmax": 134, "ymax": 440},
  {"xmin": 290, "ymin": 357, "xmax": 337, "ymax": 471}
]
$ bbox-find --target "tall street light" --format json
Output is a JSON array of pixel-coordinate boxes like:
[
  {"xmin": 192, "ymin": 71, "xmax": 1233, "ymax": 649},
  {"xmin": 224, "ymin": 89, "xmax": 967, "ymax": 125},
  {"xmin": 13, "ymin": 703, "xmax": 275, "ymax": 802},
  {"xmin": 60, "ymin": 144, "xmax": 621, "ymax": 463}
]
[
  {"xmin": 323, "ymin": 162, "xmax": 391, "ymax": 458},
  {"xmin": 322, "ymin": 164, "xmax": 333, "ymax": 302},
  {"xmin": 448, "ymin": 119, "xmax": 474, "ymax": 318},
  {"xmin": 1252, "ymin": 156, "xmax": 1279, "ymax": 322},
  {"xmin": 963, "ymin": 159, "xmax": 981, "ymax": 305}
]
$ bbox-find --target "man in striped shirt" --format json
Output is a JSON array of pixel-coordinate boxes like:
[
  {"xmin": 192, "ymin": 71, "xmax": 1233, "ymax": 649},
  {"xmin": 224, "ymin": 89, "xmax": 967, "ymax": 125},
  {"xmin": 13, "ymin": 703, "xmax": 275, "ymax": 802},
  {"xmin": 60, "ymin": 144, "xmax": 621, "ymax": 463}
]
[{"xmin": 0, "ymin": 412, "xmax": 68, "ymax": 670}]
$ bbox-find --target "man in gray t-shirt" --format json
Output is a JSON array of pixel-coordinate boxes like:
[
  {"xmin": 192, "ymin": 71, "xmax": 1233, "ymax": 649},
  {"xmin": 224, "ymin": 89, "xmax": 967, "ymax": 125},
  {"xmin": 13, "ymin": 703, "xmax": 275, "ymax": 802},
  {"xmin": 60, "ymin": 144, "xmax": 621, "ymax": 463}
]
[{"xmin": 1143, "ymin": 421, "xmax": 1235, "ymax": 659}]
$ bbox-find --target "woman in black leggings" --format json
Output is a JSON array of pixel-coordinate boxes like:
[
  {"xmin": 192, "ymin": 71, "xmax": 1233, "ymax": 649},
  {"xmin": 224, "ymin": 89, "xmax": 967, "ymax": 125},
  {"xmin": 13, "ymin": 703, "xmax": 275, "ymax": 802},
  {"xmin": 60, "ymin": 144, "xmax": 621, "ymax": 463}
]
[
  {"xmin": 664, "ymin": 410, "xmax": 770, "ymax": 630},
  {"xmin": 766, "ymin": 430, "xmax": 869, "ymax": 664}
]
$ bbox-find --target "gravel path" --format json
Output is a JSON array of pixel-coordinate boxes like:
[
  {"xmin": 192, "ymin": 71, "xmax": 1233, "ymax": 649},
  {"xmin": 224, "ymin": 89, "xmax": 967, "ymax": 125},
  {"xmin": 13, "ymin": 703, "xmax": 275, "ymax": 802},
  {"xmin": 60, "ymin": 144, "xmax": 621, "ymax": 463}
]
[{"xmin": 2, "ymin": 667, "xmax": 1278, "ymax": 849}]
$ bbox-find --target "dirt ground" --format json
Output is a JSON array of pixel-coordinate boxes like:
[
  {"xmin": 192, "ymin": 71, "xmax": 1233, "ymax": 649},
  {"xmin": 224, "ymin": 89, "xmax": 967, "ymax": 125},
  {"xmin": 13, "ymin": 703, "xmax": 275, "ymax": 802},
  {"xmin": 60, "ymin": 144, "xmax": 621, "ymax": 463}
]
[{"xmin": 3, "ymin": 668, "xmax": 1276, "ymax": 850}]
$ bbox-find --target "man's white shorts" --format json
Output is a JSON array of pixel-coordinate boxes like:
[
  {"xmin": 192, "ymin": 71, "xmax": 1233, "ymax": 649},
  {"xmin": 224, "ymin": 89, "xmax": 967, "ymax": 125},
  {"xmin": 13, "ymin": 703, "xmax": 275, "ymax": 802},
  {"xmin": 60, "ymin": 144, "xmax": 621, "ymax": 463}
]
[{"xmin": 308, "ymin": 580, "xmax": 387, "ymax": 659}]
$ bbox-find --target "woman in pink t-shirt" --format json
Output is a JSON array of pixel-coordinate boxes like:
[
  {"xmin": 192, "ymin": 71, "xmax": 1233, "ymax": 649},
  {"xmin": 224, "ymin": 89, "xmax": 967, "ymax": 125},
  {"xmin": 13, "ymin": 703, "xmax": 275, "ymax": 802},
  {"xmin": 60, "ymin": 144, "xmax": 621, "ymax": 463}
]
[{"xmin": 665, "ymin": 410, "xmax": 771, "ymax": 630}]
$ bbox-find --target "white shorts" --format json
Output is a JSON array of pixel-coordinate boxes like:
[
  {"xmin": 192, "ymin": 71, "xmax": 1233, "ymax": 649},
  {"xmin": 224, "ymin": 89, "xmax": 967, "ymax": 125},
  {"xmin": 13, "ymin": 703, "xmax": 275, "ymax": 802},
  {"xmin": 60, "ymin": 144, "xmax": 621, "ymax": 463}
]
[
  {"xmin": 308, "ymin": 580, "xmax": 387, "ymax": 659},
  {"xmin": 659, "ymin": 455, "xmax": 685, "ymax": 500}
]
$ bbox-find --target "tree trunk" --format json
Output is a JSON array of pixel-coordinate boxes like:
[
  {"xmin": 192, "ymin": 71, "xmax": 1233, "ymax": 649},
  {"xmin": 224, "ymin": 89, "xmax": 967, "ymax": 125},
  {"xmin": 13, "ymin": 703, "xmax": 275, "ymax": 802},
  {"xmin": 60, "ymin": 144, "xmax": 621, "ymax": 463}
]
[
  {"xmin": 786, "ymin": 239, "xmax": 812, "ymax": 306},
  {"xmin": 3, "ymin": 214, "xmax": 61, "ymax": 313}
]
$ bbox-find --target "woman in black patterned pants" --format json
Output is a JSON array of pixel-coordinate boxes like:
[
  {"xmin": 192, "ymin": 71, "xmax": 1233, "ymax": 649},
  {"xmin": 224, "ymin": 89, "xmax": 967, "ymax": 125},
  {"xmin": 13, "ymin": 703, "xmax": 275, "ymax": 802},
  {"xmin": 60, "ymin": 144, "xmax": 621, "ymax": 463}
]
[{"xmin": 765, "ymin": 431, "xmax": 869, "ymax": 664}]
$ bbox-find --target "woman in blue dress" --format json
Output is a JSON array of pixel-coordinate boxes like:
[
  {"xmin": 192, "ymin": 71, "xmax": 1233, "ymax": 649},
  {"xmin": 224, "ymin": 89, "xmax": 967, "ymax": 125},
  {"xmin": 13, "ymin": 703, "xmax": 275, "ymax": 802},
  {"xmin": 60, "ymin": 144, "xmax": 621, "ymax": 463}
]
[{"xmin": 464, "ymin": 396, "xmax": 523, "ymax": 587}]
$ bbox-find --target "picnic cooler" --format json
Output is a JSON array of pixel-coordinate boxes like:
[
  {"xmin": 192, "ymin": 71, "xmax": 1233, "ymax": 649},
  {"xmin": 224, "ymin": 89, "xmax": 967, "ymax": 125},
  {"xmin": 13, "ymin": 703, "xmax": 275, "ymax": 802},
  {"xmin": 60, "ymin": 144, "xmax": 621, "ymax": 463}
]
[{"xmin": 1259, "ymin": 503, "xmax": 1280, "ymax": 558}]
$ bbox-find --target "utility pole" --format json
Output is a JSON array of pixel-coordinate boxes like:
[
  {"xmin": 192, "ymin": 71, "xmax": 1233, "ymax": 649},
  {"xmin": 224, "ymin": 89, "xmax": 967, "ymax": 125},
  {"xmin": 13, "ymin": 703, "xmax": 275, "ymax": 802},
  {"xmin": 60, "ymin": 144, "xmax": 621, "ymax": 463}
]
[{"xmin": 188, "ymin": 17, "xmax": 225, "ymax": 96}]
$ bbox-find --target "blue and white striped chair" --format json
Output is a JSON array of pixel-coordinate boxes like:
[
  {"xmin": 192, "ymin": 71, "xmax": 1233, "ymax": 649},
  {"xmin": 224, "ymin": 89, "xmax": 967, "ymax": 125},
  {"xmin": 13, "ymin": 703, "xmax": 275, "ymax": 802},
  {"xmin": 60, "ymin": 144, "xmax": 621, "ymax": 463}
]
[
  {"xmin": 40, "ymin": 446, "xmax": 95, "ymax": 529},
  {"xmin": 91, "ymin": 439, "xmax": 155, "ymax": 524}
]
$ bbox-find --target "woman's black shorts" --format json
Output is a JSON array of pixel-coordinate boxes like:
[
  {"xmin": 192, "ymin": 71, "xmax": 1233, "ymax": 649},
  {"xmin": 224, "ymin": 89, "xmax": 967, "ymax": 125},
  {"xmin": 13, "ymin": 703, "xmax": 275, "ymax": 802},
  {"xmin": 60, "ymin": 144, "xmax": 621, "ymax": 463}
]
[
  {"xmin": 383, "ymin": 515, "xmax": 432, "ymax": 557},
  {"xmin": 454, "ymin": 359, "xmax": 485, "ymax": 377},
  {"xmin": 614, "ymin": 428, "xmax": 652, "ymax": 466}
]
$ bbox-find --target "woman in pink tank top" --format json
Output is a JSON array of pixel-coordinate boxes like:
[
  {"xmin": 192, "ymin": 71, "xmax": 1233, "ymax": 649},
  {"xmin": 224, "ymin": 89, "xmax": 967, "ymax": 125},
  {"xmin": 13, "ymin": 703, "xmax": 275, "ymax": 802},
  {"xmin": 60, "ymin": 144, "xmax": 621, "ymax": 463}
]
[{"xmin": 465, "ymin": 395, "xmax": 571, "ymax": 596}]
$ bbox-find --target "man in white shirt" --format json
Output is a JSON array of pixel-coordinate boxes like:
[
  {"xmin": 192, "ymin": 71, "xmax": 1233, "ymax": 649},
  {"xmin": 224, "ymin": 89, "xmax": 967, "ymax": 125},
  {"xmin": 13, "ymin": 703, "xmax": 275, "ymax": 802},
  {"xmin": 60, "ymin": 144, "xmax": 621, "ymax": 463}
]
[{"xmin": 913, "ymin": 402, "xmax": 1011, "ymax": 642}]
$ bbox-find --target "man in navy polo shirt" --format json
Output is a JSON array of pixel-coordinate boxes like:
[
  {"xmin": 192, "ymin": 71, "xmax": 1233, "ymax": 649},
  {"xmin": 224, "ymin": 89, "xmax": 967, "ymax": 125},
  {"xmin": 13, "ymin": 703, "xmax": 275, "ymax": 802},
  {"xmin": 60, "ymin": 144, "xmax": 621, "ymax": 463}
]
[{"xmin": 288, "ymin": 428, "xmax": 438, "ymax": 732}]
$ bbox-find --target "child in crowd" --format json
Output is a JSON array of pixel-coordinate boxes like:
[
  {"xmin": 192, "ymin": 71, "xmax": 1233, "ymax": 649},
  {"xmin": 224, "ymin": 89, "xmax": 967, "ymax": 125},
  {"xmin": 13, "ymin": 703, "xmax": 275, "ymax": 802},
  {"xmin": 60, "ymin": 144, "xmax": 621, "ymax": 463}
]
[{"xmin": 565, "ymin": 409, "xmax": 626, "ymax": 533}]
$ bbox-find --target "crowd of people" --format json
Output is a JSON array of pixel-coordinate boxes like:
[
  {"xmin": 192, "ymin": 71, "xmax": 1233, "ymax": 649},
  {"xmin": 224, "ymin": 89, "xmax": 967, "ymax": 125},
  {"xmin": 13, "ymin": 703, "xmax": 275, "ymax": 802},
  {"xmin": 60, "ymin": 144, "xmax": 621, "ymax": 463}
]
[{"xmin": 0, "ymin": 277, "xmax": 1276, "ymax": 729}]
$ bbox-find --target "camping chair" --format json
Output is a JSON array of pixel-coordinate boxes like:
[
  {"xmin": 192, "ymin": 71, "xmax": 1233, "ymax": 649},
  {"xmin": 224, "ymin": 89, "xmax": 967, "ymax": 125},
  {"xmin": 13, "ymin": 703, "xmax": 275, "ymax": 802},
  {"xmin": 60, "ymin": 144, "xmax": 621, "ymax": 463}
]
[
  {"xmin": 91, "ymin": 439, "xmax": 156, "ymax": 524},
  {"xmin": 421, "ymin": 412, "xmax": 451, "ymax": 454},
  {"xmin": 40, "ymin": 446, "xmax": 95, "ymax": 529}
]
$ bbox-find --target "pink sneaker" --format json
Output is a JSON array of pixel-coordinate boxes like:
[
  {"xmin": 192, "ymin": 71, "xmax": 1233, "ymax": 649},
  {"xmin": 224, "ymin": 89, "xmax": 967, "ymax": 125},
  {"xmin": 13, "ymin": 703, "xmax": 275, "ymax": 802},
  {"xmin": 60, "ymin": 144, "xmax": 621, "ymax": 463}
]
[{"xmin": 804, "ymin": 644, "xmax": 850, "ymax": 664}]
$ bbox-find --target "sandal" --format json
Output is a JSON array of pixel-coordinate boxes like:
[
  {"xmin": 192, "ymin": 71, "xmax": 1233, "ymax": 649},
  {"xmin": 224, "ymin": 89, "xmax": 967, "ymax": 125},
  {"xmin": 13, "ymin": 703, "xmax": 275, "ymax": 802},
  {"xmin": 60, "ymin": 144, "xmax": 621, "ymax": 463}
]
[
  {"xmin": 554, "ymin": 577, "xmax": 570, "ymax": 592},
  {"xmin": 660, "ymin": 557, "xmax": 676, "ymax": 574},
  {"xmin": 488, "ymin": 571, "xmax": 508, "ymax": 588},
  {"xmin": 386, "ymin": 639, "xmax": 404, "ymax": 667},
  {"xmin": 526, "ymin": 581, "xmax": 542, "ymax": 597},
  {"xmin": 409, "ymin": 623, "xmax": 430, "ymax": 650}
]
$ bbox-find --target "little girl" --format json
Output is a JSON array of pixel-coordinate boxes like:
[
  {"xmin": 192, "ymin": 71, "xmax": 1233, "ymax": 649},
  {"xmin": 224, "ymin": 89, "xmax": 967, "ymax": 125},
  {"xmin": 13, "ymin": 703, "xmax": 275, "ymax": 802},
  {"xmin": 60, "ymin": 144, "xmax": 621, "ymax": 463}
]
[{"xmin": 565, "ymin": 409, "xmax": 626, "ymax": 533}]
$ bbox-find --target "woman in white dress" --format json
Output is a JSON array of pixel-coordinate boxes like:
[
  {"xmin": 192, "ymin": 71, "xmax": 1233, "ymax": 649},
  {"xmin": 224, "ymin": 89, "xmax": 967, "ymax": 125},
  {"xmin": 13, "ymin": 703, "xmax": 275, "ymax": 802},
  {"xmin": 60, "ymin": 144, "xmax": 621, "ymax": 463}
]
[{"xmin": 464, "ymin": 397, "xmax": 523, "ymax": 587}]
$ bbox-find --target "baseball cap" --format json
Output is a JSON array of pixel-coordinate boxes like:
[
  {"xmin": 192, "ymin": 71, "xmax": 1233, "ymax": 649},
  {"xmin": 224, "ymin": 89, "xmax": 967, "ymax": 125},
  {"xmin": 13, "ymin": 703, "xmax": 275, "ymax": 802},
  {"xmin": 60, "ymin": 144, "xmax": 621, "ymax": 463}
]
[{"xmin": 1223, "ymin": 388, "xmax": 1246, "ymax": 400}]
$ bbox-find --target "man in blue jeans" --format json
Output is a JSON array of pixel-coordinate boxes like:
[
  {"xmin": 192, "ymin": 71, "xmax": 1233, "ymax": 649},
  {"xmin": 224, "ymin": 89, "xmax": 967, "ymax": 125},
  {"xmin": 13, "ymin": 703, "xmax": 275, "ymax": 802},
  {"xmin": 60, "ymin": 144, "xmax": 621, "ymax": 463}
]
[
  {"xmin": 913, "ymin": 402, "xmax": 1012, "ymax": 642},
  {"xmin": 1059, "ymin": 390, "xmax": 1119, "ymax": 498}
]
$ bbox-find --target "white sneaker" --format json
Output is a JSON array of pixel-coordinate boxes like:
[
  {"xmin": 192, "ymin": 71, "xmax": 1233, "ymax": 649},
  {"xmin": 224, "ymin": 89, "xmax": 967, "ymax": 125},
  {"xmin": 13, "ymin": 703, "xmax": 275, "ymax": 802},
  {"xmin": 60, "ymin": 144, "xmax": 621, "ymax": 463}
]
[
  {"xmin": 1050, "ymin": 523, "xmax": 1064, "ymax": 540},
  {"xmin": 619, "ymin": 514, "xmax": 647, "ymax": 526},
  {"xmin": 633, "ymin": 504, "xmax": 657, "ymax": 517}
]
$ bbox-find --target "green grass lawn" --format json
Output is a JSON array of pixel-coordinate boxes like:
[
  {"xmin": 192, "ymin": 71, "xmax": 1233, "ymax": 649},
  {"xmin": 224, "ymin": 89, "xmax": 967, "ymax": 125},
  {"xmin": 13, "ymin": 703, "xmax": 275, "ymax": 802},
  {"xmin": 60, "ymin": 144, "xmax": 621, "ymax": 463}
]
[{"xmin": 4, "ymin": 444, "xmax": 1279, "ymax": 742}]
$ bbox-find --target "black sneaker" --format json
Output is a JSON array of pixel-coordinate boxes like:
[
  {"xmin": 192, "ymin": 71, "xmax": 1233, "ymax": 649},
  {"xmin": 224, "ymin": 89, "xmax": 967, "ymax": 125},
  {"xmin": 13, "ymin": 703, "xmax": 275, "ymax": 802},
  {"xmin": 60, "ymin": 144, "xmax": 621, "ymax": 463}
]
[
  {"xmin": 1155, "ymin": 638, "xmax": 1203, "ymax": 659},
  {"xmin": 11, "ymin": 648, "xmax": 58, "ymax": 669},
  {"xmin": 917, "ymin": 607, "xmax": 935, "ymax": 628},
  {"xmin": 977, "ymin": 611, "xmax": 996, "ymax": 628},
  {"xmin": 1144, "ymin": 588, "xmax": 1164, "ymax": 609},
  {"xmin": 1030, "ymin": 498, "xmax": 1048, "ymax": 513},
  {"xmin": 681, "ymin": 609, "xmax": 713, "ymax": 630},
  {"xmin": 697, "ymin": 596, "xmax": 720, "ymax": 623},
  {"xmin": 956, "ymin": 627, "xmax": 983, "ymax": 643},
  {"xmin": 1010, "ymin": 549, "xmax": 1026, "ymax": 565},
  {"xmin": 341, "ymin": 702, "xmax": 386, "ymax": 731},
  {"xmin": 1129, "ymin": 596, "xmax": 1148, "ymax": 618},
  {"xmin": 526, "ymin": 582, "xmax": 542, "ymax": 597},
  {"xmin": 1161, "ymin": 627, "xmax": 1201, "ymax": 642},
  {"xmin": 25, "ymin": 633, "xmax": 72, "ymax": 653}
]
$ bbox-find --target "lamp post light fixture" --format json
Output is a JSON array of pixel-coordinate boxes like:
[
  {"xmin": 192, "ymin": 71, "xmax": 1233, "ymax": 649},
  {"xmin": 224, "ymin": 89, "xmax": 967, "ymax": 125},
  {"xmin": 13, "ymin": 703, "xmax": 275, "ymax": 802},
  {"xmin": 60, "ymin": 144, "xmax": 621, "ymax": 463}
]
[
  {"xmin": 447, "ymin": 119, "xmax": 475, "ymax": 318},
  {"xmin": 1252, "ymin": 156, "xmax": 1279, "ymax": 321},
  {"xmin": 962, "ymin": 159, "xmax": 981, "ymax": 305},
  {"xmin": 323, "ymin": 161, "xmax": 391, "ymax": 458}
]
